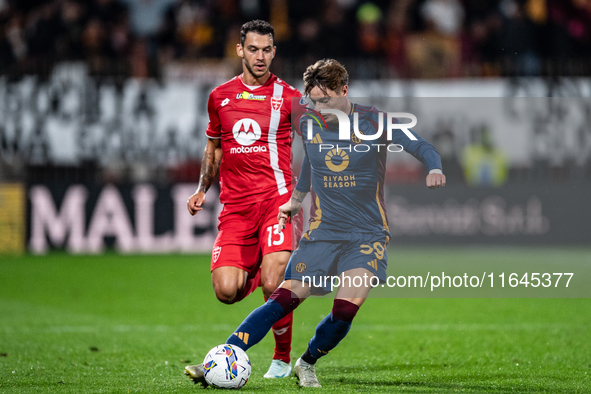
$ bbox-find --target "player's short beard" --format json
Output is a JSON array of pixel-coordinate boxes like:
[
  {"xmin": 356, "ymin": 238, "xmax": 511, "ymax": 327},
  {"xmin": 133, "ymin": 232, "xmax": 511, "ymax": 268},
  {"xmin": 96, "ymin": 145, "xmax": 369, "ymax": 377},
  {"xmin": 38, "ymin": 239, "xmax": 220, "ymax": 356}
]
[{"xmin": 244, "ymin": 58, "xmax": 269, "ymax": 79}]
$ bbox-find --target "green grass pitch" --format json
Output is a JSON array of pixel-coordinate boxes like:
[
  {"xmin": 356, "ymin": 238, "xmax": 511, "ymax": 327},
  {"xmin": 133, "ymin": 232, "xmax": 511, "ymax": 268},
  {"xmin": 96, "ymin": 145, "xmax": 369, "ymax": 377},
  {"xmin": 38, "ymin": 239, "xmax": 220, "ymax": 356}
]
[{"xmin": 0, "ymin": 249, "xmax": 589, "ymax": 393}]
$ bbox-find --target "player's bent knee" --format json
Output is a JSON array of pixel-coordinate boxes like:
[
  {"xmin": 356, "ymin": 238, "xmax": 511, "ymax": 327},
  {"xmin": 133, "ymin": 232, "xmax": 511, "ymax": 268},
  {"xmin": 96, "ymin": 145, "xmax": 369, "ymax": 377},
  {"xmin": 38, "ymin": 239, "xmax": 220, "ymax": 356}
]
[
  {"xmin": 213, "ymin": 283, "xmax": 240, "ymax": 304},
  {"xmin": 269, "ymin": 287, "xmax": 301, "ymax": 314},
  {"xmin": 212, "ymin": 267, "xmax": 247, "ymax": 304},
  {"xmin": 261, "ymin": 280, "xmax": 282, "ymax": 299}
]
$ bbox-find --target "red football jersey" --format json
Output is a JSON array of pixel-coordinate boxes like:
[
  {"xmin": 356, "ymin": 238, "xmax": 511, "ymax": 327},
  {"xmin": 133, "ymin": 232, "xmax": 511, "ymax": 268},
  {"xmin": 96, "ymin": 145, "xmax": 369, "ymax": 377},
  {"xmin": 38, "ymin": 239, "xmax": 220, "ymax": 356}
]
[{"xmin": 206, "ymin": 73, "xmax": 302, "ymax": 204}]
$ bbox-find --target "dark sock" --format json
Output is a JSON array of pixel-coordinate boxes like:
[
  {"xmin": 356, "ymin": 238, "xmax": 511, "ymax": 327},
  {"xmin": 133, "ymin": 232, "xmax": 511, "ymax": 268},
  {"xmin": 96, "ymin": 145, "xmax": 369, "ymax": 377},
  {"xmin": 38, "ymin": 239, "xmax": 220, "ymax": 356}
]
[
  {"xmin": 301, "ymin": 299, "xmax": 359, "ymax": 362},
  {"xmin": 226, "ymin": 288, "xmax": 300, "ymax": 351},
  {"xmin": 301, "ymin": 348, "xmax": 317, "ymax": 365}
]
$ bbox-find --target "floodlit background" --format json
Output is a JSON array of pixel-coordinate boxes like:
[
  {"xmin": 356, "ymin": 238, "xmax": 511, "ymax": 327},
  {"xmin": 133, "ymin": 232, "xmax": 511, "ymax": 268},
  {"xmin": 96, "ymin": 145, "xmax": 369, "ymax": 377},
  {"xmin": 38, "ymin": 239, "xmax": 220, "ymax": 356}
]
[
  {"xmin": 0, "ymin": 1, "xmax": 590, "ymax": 392},
  {"xmin": 1, "ymin": 0, "xmax": 590, "ymax": 253}
]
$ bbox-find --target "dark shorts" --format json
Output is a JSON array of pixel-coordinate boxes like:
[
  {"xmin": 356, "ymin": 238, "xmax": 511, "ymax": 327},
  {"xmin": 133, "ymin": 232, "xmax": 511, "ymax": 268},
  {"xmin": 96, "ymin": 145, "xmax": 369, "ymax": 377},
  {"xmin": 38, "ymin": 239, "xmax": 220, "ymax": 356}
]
[{"xmin": 285, "ymin": 228, "xmax": 388, "ymax": 294}]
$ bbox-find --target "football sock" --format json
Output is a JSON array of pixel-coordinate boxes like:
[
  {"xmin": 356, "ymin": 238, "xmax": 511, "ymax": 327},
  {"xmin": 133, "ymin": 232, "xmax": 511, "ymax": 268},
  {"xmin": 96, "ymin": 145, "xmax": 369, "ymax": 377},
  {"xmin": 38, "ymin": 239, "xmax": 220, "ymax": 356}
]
[
  {"xmin": 227, "ymin": 288, "xmax": 300, "ymax": 352},
  {"xmin": 267, "ymin": 294, "xmax": 293, "ymax": 364},
  {"xmin": 301, "ymin": 299, "xmax": 360, "ymax": 364}
]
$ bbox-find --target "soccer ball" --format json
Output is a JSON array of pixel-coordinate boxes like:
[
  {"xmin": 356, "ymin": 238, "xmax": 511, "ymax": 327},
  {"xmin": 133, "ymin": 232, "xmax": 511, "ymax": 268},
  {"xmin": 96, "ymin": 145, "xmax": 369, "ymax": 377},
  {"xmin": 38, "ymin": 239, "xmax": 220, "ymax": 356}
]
[{"xmin": 203, "ymin": 344, "xmax": 251, "ymax": 389}]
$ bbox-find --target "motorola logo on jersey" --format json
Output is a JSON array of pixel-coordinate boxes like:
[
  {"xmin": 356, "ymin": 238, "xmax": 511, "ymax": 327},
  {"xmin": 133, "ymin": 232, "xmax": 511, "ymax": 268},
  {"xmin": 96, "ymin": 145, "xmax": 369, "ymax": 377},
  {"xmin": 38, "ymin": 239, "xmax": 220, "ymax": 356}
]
[
  {"xmin": 230, "ymin": 118, "xmax": 267, "ymax": 154},
  {"xmin": 232, "ymin": 118, "xmax": 261, "ymax": 146}
]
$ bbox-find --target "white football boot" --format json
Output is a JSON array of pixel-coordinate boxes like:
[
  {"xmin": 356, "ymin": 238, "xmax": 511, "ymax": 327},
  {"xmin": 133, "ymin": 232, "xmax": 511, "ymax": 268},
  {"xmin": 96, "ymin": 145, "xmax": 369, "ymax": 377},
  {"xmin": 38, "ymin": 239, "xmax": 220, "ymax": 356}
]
[
  {"xmin": 264, "ymin": 359, "xmax": 292, "ymax": 378},
  {"xmin": 294, "ymin": 357, "xmax": 322, "ymax": 387}
]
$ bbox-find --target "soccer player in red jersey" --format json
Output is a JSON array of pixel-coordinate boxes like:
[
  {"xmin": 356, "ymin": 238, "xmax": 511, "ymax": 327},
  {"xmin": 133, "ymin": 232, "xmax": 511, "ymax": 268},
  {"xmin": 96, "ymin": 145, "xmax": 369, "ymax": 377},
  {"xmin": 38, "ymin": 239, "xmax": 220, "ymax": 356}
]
[{"xmin": 185, "ymin": 20, "xmax": 302, "ymax": 384}]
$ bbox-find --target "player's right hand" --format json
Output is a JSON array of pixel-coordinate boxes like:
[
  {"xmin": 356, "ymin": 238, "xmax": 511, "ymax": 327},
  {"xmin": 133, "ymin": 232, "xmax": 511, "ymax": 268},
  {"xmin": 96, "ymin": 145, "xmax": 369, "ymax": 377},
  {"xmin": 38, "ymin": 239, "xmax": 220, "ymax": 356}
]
[{"xmin": 187, "ymin": 191, "xmax": 206, "ymax": 216}]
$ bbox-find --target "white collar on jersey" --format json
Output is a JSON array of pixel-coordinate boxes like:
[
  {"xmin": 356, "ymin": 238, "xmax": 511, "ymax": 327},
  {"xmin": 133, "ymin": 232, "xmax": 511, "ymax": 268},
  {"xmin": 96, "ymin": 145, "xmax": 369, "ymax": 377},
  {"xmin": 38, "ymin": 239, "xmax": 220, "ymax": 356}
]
[
  {"xmin": 239, "ymin": 73, "xmax": 266, "ymax": 90},
  {"xmin": 243, "ymin": 83, "xmax": 262, "ymax": 90}
]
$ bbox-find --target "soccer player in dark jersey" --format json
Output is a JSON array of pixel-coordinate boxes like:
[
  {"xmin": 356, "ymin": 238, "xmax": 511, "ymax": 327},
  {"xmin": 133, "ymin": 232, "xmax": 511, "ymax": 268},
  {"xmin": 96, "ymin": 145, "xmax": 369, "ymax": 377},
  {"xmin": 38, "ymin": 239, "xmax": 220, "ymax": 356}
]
[
  {"xmin": 184, "ymin": 20, "xmax": 302, "ymax": 385},
  {"xmin": 197, "ymin": 58, "xmax": 446, "ymax": 387}
]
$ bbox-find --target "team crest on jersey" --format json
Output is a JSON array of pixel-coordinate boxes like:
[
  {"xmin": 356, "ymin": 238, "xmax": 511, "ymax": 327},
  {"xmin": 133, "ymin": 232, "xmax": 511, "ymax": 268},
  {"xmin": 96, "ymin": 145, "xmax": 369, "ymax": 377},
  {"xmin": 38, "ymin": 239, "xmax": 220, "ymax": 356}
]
[
  {"xmin": 212, "ymin": 246, "xmax": 222, "ymax": 262},
  {"xmin": 295, "ymin": 262, "xmax": 307, "ymax": 273},
  {"xmin": 351, "ymin": 130, "xmax": 365, "ymax": 144},
  {"xmin": 271, "ymin": 97, "xmax": 283, "ymax": 112}
]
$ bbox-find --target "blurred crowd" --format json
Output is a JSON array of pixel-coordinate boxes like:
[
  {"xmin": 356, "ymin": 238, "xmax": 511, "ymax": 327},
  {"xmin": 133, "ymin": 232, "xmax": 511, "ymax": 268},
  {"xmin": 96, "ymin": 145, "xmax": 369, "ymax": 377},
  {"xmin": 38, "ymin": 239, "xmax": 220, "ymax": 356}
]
[{"xmin": 1, "ymin": 0, "xmax": 591, "ymax": 80}]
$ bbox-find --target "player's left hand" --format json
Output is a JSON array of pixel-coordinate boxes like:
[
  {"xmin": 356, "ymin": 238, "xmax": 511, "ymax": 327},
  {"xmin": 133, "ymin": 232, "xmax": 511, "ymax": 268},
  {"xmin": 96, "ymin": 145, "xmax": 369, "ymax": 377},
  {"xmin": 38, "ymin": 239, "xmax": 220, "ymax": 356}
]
[
  {"xmin": 278, "ymin": 199, "xmax": 304, "ymax": 231},
  {"xmin": 277, "ymin": 201, "xmax": 293, "ymax": 230},
  {"xmin": 426, "ymin": 173, "xmax": 446, "ymax": 189}
]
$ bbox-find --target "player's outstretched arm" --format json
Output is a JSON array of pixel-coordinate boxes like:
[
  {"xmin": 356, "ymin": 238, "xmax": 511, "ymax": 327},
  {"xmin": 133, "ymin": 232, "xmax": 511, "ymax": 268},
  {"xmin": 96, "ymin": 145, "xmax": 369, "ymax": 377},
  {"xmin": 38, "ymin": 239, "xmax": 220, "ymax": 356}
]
[
  {"xmin": 187, "ymin": 138, "xmax": 222, "ymax": 215},
  {"xmin": 278, "ymin": 190, "xmax": 308, "ymax": 230},
  {"xmin": 391, "ymin": 131, "xmax": 446, "ymax": 189},
  {"xmin": 426, "ymin": 171, "xmax": 446, "ymax": 189}
]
